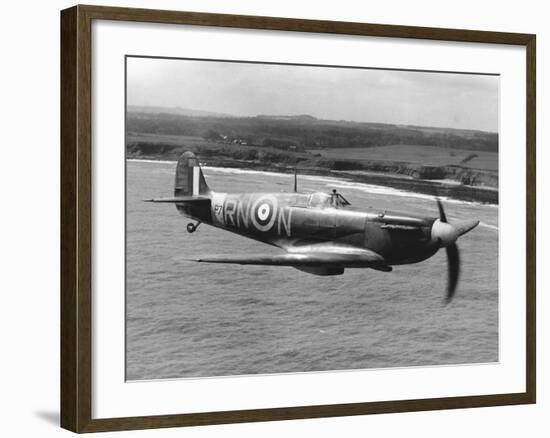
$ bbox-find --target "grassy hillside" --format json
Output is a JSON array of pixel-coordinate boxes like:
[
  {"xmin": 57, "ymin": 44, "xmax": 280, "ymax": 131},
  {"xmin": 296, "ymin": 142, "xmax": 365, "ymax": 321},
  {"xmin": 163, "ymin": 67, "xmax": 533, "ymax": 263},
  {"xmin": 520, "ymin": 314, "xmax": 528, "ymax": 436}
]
[
  {"xmin": 127, "ymin": 111, "xmax": 498, "ymax": 152},
  {"xmin": 125, "ymin": 110, "xmax": 499, "ymax": 202},
  {"xmin": 309, "ymin": 145, "xmax": 498, "ymax": 171}
]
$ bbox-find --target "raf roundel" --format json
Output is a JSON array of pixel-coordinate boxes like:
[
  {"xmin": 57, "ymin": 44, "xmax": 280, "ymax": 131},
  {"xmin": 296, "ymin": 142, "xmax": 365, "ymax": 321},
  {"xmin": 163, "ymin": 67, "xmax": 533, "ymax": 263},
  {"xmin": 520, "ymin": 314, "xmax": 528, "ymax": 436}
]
[
  {"xmin": 258, "ymin": 203, "xmax": 270, "ymax": 220},
  {"xmin": 251, "ymin": 196, "xmax": 277, "ymax": 232}
]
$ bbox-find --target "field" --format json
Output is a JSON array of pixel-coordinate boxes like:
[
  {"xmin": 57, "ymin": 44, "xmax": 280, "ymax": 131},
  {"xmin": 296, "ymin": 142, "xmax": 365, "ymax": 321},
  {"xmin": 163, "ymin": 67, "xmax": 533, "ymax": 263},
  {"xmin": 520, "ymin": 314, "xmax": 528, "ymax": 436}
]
[
  {"xmin": 125, "ymin": 111, "xmax": 499, "ymax": 198},
  {"xmin": 127, "ymin": 132, "xmax": 229, "ymax": 149},
  {"xmin": 126, "ymin": 132, "xmax": 310, "ymax": 159},
  {"xmin": 309, "ymin": 145, "xmax": 498, "ymax": 172}
]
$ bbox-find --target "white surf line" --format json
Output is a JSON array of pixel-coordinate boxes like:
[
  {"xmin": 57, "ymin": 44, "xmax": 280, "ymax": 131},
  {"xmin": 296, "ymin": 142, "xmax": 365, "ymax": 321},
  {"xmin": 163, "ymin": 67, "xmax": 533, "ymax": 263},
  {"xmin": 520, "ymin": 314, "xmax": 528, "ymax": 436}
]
[
  {"xmin": 127, "ymin": 158, "xmax": 176, "ymax": 165},
  {"xmin": 130, "ymin": 160, "xmax": 497, "ymax": 208},
  {"xmin": 479, "ymin": 221, "xmax": 499, "ymax": 231},
  {"xmin": 317, "ymin": 180, "xmax": 498, "ymax": 208},
  {"xmin": 204, "ymin": 168, "xmax": 498, "ymax": 207},
  {"xmin": 208, "ymin": 168, "xmax": 498, "ymax": 208},
  {"xmin": 203, "ymin": 165, "xmax": 292, "ymax": 179}
]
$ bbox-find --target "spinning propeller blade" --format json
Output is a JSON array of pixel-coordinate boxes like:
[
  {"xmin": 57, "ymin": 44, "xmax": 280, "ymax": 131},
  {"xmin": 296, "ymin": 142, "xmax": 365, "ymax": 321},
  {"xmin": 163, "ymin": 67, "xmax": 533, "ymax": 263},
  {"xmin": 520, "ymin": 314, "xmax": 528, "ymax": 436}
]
[
  {"xmin": 435, "ymin": 198, "xmax": 460, "ymax": 304},
  {"xmin": 436, "ymin": 198, "xmax": 448, "ymax": 223},
  {"xmin": 446, "ymin": 243, "xmax": 460, "ymax": 303}
]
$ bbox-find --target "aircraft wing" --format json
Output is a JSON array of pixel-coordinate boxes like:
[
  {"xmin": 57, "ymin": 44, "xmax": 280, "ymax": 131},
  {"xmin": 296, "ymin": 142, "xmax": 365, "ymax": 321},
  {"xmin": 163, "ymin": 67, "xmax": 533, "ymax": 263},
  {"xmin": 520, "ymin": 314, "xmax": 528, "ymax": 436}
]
[{"xmin": 196, "ymin": 247, "xmax": 384, "ymax": 268}]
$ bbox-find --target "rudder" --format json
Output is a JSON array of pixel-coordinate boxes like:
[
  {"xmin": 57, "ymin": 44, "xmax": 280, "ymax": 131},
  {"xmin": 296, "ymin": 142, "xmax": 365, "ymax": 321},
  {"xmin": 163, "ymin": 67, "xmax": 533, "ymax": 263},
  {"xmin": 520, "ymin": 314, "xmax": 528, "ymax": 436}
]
[{"xmin": 174, "ymin": 151, "xmax": 210, "ymax": 197}]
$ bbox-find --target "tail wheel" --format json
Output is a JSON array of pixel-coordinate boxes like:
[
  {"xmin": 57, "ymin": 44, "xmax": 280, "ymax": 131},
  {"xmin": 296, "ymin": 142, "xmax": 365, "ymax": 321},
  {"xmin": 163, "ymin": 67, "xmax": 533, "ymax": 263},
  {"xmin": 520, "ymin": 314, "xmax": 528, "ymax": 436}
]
[{"xmin": 187, "ymin": 222, "xmax": 200, "ymax": 233}]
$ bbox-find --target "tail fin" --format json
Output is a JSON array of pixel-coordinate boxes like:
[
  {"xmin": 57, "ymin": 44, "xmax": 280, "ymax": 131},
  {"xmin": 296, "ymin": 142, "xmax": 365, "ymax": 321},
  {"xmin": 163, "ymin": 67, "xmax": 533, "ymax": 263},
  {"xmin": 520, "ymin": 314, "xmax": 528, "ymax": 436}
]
[{"xmin": 174, "ymin": 151, "xmax": 210, "ymax": 197}]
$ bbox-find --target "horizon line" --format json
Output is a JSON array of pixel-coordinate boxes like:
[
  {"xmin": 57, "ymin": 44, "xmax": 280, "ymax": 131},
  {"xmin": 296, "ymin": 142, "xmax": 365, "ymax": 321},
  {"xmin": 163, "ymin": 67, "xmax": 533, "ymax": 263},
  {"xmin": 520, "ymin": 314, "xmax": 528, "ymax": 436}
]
[{"xmin": 127, "ymin": 104, "xmax": 499, "ymax": 135}]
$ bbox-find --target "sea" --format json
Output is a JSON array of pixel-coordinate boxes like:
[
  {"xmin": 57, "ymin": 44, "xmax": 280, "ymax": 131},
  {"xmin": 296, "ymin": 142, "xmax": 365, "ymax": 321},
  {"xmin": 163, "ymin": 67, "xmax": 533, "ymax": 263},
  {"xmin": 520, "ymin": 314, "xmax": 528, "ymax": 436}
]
[{"xmin": 126, "ymin": 160, "xmax": 499, "ymax": 381}]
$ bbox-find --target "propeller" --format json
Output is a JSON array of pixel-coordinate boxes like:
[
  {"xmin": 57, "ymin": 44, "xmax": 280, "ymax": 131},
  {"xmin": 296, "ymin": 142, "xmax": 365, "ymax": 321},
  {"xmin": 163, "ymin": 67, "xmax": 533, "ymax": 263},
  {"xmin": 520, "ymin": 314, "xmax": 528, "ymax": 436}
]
[
  {"xmin": 445, "ymin": 241, "xmax": 460, "ymax": 304},
  {"xmin": 436, "ymin": 197, "xmax": 448, "ymax": 223},
  {"xmin": 432, "ymin": 199, "xmax": 463, "ymax": 304}
]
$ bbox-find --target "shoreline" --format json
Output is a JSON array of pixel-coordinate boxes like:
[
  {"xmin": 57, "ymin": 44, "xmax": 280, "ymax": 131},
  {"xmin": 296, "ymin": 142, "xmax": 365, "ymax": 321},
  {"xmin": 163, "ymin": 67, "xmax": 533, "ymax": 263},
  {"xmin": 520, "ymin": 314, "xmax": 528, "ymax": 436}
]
[{"xmin": 128, "ymin": 157, "xmax": 498, "ymax": 205}]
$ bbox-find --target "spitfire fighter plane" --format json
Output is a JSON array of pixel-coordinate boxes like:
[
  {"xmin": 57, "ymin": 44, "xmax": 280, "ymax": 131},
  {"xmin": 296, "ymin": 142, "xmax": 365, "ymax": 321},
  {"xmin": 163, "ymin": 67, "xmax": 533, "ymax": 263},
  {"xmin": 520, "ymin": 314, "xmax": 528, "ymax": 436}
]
[{"xmin": 147, "ymin": 151, "xmax": 479, "ymax": 303}]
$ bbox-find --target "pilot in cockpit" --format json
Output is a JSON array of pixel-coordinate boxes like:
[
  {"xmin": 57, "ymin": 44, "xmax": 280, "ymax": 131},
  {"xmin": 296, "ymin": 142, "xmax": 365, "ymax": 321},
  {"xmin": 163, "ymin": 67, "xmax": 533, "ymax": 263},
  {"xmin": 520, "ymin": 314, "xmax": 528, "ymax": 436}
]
[{"xmin": 330, "ymin": 189, "xmax": 351, "ymax": 208}]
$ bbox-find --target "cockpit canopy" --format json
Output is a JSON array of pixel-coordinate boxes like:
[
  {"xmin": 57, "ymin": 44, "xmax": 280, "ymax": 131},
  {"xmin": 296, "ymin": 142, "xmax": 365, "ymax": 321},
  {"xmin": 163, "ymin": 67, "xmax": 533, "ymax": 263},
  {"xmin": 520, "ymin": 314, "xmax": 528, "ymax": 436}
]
[{"xmin": 308, "ymin": 191, "xmax": 351, "ymax": 209}]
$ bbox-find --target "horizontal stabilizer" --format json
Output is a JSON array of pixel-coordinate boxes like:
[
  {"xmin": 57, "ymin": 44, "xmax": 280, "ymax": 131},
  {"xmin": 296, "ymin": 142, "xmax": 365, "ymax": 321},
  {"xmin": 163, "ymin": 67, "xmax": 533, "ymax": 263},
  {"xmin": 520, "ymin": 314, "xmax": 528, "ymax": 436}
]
[
  {"xmin": 144, "ymin": 196, "xmax": 211, "ymax": 204},
  {"xmin": 196, "ymin": 248, "xmax": 384, "ymax": 268}
]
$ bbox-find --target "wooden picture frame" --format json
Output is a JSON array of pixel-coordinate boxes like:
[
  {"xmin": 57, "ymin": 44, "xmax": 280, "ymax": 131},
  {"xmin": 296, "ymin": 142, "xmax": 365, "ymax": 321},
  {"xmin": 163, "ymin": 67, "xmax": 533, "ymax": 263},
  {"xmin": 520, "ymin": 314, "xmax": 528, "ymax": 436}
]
[{"xmin": 61, "ymin": 4, "xmax": 536, "ymax": 433}]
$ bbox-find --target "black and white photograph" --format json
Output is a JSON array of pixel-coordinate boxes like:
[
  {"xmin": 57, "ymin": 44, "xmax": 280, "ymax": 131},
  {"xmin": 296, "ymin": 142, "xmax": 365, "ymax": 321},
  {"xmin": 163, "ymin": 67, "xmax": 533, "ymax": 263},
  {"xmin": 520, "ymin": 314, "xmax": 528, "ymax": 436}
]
[{"xmin": 125, "ymin": 56, "xmax": 499, "ymax": 381}]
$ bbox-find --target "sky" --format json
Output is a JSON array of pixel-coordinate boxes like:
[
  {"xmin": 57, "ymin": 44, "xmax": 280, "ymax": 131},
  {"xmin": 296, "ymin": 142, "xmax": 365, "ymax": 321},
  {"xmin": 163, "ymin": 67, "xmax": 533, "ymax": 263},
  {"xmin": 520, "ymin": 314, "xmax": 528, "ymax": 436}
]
[{"xmin": 126, "ymin": 57, "xmax": 499, "ymax": 132}]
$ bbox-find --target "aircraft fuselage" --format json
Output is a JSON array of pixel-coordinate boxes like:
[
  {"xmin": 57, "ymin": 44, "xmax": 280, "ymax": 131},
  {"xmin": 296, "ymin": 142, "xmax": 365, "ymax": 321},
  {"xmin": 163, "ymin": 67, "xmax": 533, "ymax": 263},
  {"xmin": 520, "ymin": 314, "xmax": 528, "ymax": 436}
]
[{"xmin": 177, "ymin": 191, "xmax": 439, "ymax": 266}]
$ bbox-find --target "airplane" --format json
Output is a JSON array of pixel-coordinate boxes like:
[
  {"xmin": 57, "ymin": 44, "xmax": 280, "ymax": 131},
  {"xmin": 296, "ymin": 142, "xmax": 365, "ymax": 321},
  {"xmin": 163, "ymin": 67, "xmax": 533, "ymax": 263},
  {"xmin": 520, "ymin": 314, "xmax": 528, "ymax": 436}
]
[{"xmin": 146, "ymin": 151, "xmax": 480, "ymax": 303}]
